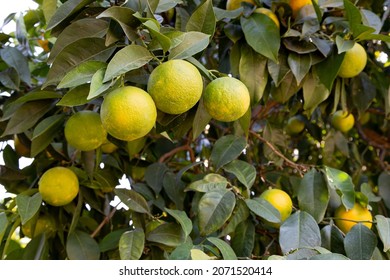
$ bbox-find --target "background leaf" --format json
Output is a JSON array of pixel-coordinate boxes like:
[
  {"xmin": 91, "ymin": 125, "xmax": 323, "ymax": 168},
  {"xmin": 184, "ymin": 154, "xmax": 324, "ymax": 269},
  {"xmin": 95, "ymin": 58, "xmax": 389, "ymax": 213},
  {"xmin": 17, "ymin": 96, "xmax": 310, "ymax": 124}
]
[
  {"xmin": 16, "ymin": 193, "xmax": 42, "ymax": 225},
  {"xmin": 375, "ymin": 215, "xmax": 390, "ymax": 252},
  {"xmin": 222, "ymin": 159, "xmax": 256, "ymax": 189},
  {"xmin": 66, "ymin": 230, "xmax": 100, "ymax": 260},
  {"xmin": 210, "ymin": 135, "xmax": 246, "ymax": 170},
  {"xmin": 245, "ymin": 198, "xmax": 281, "ymax": 223},
  {"xmin": 207, "ymin": 237, "xmax": 237, "ymax": 260},
  {"xmin": 119, "ymin": 229, "xmax": 145, "ymax": 260},
  {"xmin": 115, "ymin": 189, "xmax": 150, "ymax": 215}
]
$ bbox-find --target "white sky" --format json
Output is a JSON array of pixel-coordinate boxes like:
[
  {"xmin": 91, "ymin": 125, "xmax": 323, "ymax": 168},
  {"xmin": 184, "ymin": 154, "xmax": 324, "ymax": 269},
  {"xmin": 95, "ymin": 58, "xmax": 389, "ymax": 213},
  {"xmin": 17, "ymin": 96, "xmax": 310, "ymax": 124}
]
[{"xmin": 0, "ymin": 0, "xmax": 38, "ymax": 33}]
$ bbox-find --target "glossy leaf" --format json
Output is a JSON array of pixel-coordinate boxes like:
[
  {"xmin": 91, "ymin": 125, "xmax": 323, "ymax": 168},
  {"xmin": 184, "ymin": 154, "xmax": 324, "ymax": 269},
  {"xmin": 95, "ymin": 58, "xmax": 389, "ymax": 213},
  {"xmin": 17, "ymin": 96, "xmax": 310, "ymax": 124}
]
[
  {"xmin": 190, "ymin": 249, "xmax": 212, "ymax": 260},
  {"xmin": 169, "ymin": 239, "xmax": 193, "ymax": 260},
  {"xmin": 297, "ymin": 169, "xmax": 330, "ymax": 223},
  {"xmin": 165, "ymin": 208, "xmax": 192, "ymax": 238},
  {"xmin": 0, "ymin": 46, "xmax": 31, "ymax": 85},
  {"xmin": 57, "ymin": 61, "xmax": 107, "ymax": 89},
  {"xmin": 288, "ymin": 53, "xmax": 311, "ymax": 85},
  {"xmin": 323, "ymin": 166, "xmax": 355, "ymax": 210},
  {"xmin": 88, "ymin": 68, "xmax": 110, "ymax": 99},
  {"xmin": 168, "ymin": 31, "xmax": 210, "ymax": 60},
  {"xmin": 0, "ymin": 213, "xmax": 8, "ymax": 242},
  {"xmin": 104, "ymin": 45, "xmax": 153, "ymax": 82},
  {"xmin": 115, "ymin": 189, "xmax": 150, "ymax": 215},
  {"xmin": 13, "ymin": 91, "xmax": 62, "ymax": 104},
  {"xmin": 198, "ymin": 190, "xmax": 236, "ymax": 236},
  {"xmin": 231, "ymin": 220, "xmax": 255, "ymax": 258},
  {"xmin": 245, "ymin": 198, "xmax": 281, "ymax": 223},
  {"xmin": 56, "ymin": 84, "xmax": 90, "ymax": 107},
  {"xmin": 66, "ymin": 230, "xmax": 100, "ymax": 260},
  {"xmin": 239, "ymin": 45, "xmax": 268, "ymax": 104},
  {"xmin": 240, "ymin": 13, "xmax": 280, "ymax": 62},
  {"xmin": 279, "ymin": 211, "xmax": 321, "ymax": 255},
  {"xmin": 378, "ymin": 172, "xmax": 390, "ymax": 209},
  {"xmin": 270, "ymin": 71, "xmax": 300, "ymax": 104},
  {"xmin": 303, "ymin": 72, "xmax": 330, "ymax": 115},
  {"xmin": 344, "ymin": 223, "xmax": 377, "ymax": 260},
  {"xmin": 44, "ymin": 38, "xmax": 115, "ymax": 87},
  {"xmin": 320, "ymin": 224, "xmax": 346, "ymax": 255},
  {"xmin": 119, "ymin": 229, "xmax": 145, "ymax": 260},
  {"xmin": 47, "ymin": 0, "xmax": 95, "ymax": 30},
  {"xmin": 210, "ymin": 135, "xmax": 246, "ymax": 170},
  {"xmin": 309, "ymin": 253, "xmax": 349, "ymax": 260},
  {"xmin": 375, "ymin": 215, "xmax": 390, "ymax": 252},
  {"xmin": 207, "ymin": 237, "xmax": 237, "ymax": 260},
  {"xmin": 146, "ymin": 223, "xmax": 185, "ymax": 247},
  {"xmin": 143, "ymin": 20, "xmax": 171, "ymax": 53},
  {"xmin": 219, "ymin": 199, "xmax": 250, "ymax": 237},
  {"xmin": 186, "ymin": 173, "xmax": 228, "ymax": 193},
  {"xmin": 145, "ymin": 163, "xmax": 169, "ymax": 195},
  {"xmin": 186, "ymin": 0, "xmax": 216, "ymax": 36},
  {"xmin": 192, "ymin": 98, "xmax": 212, "ymax": 140},
  {"xmin": 223, "ymin": 160, "xmax": 256, "ymax": 189},
  {"xmin": 99, "ymin": 228, "xmax": 129, "ymax": 252},
  {"xmin": 16, "ymin": 193, "xmax": 42, "ymax": 225},
  {"xmin": 314, "ymin": 48, "xmax": 345, "ymax": 91},
  {"xmin": 48, "ymin": 18, "xmax": 108, "ymax": 63}
]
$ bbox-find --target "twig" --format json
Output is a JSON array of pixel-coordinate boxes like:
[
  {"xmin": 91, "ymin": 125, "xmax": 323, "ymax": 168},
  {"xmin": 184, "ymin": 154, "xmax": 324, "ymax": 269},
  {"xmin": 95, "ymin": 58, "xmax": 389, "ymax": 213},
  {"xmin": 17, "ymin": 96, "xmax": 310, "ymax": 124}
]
[
  {"xmin": 158, "ymin": 144, "xmax": 195, "ymax": 163},
  {"xmin": 249, "ymin": 130, "xmax": 308, "ymax": 176},
  {"xmin": 90, "ymin": 206, "xmax": 117, "ymax": 238}
]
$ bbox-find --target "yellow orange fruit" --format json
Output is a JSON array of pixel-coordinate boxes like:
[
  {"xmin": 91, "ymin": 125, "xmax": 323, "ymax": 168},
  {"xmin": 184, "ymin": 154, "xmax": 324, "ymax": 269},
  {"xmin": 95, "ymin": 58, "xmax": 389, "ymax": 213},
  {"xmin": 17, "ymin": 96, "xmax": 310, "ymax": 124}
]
[
  {"xmin": 289, "ymin": 0, "xmax": 316, "ymax": 16},
  {"xmin": 255, "ymin": 7, "xmax": 280, "ymax": 28},
  {"xmin": 260, "ymin": 188, "xmax": 293, "ymax": 228},
  {"xmin": 334, "ymin": 203, "xmax": 372, "ymax": 234},
  {"xmin": 22, "ymin": 215, "xmax": 57, "ymax": 238},
  {"xmin": 38, "ymin": 167, "xmax": 79, "ymax": 206},
  {"xmin": 65, "ymin": 111, "xmax": 107, "ymax": 151},
  {"xmin": 338, "ymin": 43, "xmax": 367, "ymax": 78},
  {"xmin": 331, "ymin": 110, "xmax": 355, "ymax": 133},
  {"xmin": 226, "ymin": 0, "xmax": 256, "ymax": 10},
  {"xmin": 203, "ymin": 77, "xmax": 250, "ymax": 122},
  {"xmin": 147, "ymin": 60, "xmax": 203, "ymax": 115},
  {"xmin": 100, "ymin": 86, "xmax": 157, "ymax": 141}
]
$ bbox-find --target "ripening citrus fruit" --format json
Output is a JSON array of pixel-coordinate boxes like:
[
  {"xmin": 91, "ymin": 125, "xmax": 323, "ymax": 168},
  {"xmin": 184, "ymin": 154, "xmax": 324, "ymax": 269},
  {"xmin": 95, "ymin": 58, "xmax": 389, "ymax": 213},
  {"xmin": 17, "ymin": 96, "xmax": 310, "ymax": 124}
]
[
  {"xmin": 260, "ymin": 189, "xmax": 293, "ymax": 228},
  {"xmin": 338, "ymin": 43, "xmax": 367, "ymax": 78},
  {"xmin": 38, "ymin": 167, "xmax": 79, "ymax": 206},
  {"xmin": 285, "ymin": 115, "xmax": 305, "ymax": 135},
  {"xmin": 100, "ymin": 86, "xmax": 157, "ymax": 141},
  {"xmin": 22, "ymin": 215, "xmax": 57, "ymax": 238},
  {"xmin": 65, "ymin": 111, "xmax": 107, "ymax": 151},
  {"xmin": 203, "ymin": 77, "xmax": 250, "ymax": 122},
  {"xmin": 289, "ymin": 0, "xmax": 316, "ymax": 16},
  {"xmin": 226, "ymin": 0, "xmax": 256, "ymax": 10},
  {"xmin": 101, "ymin": 139, "xmax": 118, "ymax": 154},
  {"xmin": 255, "ymin": 8, "xmax": 280, "ymax": 29},
  {"xmin": 331, "ymin": 110, "xmax": 355, "ymax": 133},
  {"xmin": 147, "ymin": 60, "xmax": 203, "ymax": 115},
  {"xmin": 334, "ymin": 203, "xmax": 373, "ymax": 234}
]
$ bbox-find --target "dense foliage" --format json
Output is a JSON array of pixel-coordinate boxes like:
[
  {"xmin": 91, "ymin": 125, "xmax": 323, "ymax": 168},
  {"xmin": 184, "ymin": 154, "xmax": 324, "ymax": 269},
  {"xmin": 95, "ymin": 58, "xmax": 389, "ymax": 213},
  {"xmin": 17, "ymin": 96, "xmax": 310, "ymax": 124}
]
[{"xmin": 0, "ymin": 0, "xmax": 389, "ymax": 260}]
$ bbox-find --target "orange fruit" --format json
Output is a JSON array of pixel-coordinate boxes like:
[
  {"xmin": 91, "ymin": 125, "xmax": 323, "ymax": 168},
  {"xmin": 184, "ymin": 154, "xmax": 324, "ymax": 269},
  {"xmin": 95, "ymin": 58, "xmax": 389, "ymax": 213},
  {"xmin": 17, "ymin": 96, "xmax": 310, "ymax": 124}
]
[
  {"xmin": 260, "ymin": 188, "xmax": 293, "ymax": 228},
  {"xmin": 331, "ymin": 110, "xmax": 355, "ymax": 133},
  {"xmin": 334, "ymin": 203, "xmax": 372, "ymax": 234},
  {"xmin": 289, "ymin": 0, "xmax": 316, "ymax": 17},
  {"xmin": 338, "ymin": 43, "xmax": 367, "ymax": 78},
  {"xmin": 100, "ymin": 86, "xmax": 157, "ymax": 141},
  {"xmin": 203, "ymin": 77, "xmax": 250, "ymax": 122},
  {"xmin": 38, "ymin": 167, "xmax": 79, "ymax": 206},
  {"xmin": 147, "ymin": 60, "xmax": 203, "ymax": 115},
  {"xmin": 64, "ymin": 111, "xmax": 107, "ymax": 151}
]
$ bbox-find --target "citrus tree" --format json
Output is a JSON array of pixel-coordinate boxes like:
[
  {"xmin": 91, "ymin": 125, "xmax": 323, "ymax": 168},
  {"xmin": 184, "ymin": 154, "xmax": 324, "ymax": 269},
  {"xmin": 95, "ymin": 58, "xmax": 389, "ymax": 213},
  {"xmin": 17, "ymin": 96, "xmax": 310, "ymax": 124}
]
[{"xmin": 0, "ymin": 0, "xmax": 390, "ymax": 260}]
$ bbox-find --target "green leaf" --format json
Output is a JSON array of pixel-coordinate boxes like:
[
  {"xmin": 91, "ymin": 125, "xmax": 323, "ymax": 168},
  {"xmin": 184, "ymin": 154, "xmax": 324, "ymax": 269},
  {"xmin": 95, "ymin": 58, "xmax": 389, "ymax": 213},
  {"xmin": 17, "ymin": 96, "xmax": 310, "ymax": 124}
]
[
  {"xmin": 320, "ymin": 225, "xmax": 346, "ymax": 255},
  {"xmin": 88, "ymin": 68, "xmax": 110, "ymax": 99},
  {"xmin": 119, "ymin": 229, "xmax": 145, "ymax": 260},
  {"xmin": 2, "ymin": 100, "xmax": 54, "ymax": 137},
  {"xmin": 44, "ymin": 38, "xmax": 115, "ymax": 88},
  {"xmin": 279, "ymin": 211, "xmax": 321, "ymax": 255},
  {"xmin": 240, "ymin": 13, "xmax": 280, "ymax": 62},
  {"xmin": 207, "ymin": 237, "xmax": 237, "ymax": 260},
  {"xmin": 99, "ymin": 228, "xmax": 129, "ymax": 252},
  {"xmin": 297, "ymin": 169, "xmax": 330, "ymax": 223},
  {"xmin": 351, "ymin": 73, "xmax": 376, "ymax": 117},
  {"xmin": 96, "ymin": 6, "xmax": 138, "ymax": 41},
  {"xmin": 378, "ymin": 172, "xmax": 390, "ymax": 209},
  {"xmin": 375, "ymin": 215, "xmax": 390, "ymax": 252},
  {"xmin": 0, "ymin": 46, "xmax": 31, "ymax": 85},
  {"xmin": 314, "ymin": 48, "xmax": 345, "ymax": 91},
  {"xmin": 219, "ymin": 199, "xmax": 250, "ymax": 237},
  {"xmin": 115, "ymin": 189, "xmax": 150, "ymax": 215},
  {"xmin": 344, "ymin": 223, "xmax": 377, "ymax": 260},
  {"xmin": 335, "ymin": 36, "xmax": 354, "ymax": 54},
  {"xmin": 164, "ymin": 208, "xmax": 192, "ymax": 238},
  {"xmin": 58, "ymin": 61, "xmax": 107, "ymax": 89},
  {"xmin": 169, "ymin": 239, "xmax": 193, "ymax": 260},
  {"xmin": 31, "ymin": 114, "xmax": 65, "ymax": 157},
  {"xmin": 15, "ymin": 193, "xmax": 42, "ymax": 225},
  {"xmin": 323, "ymin": 166, "xmax": 355, "ymax": 210},
  {"xmin": 104, "ymin": 45, "xmax": 153, "ymax": 82},
  {"xmin": 143, "ymin": 20, "xmax": 171, "ymax": 53},
  {"xmin": 288, "ymin": 53, "xmax": 311, "ymax": 85},
  {"xmin": 191, "ymin": 249, "xmax": 212, "ymax": 260},
  {"xmin": 186, "ymin": 173, "xmax": 228, "ymax": 193},
  {"xmin": 270, "ymin": 71, "xmax": 300, "ymax": 104},
  {"xmin": 146, "ymin": 223, "xmax": 185, "ymax": 247},
  {"xmin": 268, "ymin": 53, "xmax": 290, "ymax": 87},
  {"xmin": 210, "ymin": 135, "xmax": 246, "ymax": 170},
  {"xmin": 245, "ymin": 198, "xmax": 281, "ymax": 223},
  {"xmin": 66, "ymin": 230, "xmax": 100, "ymax": 260},
  {"xmin": 303, "ymin": 72, "xmax": 330, "ymax": 115},
  {"xmin": 239, "ymin": 45, "xmax": 268, "ymax": 104},
  {"xmin": 309, "ymin": 253, "xmax": 349, "ymax": 260},
  {"xmin": 145, "ymin": 163, "xmax": 169, "ymax": 195},
  {"xmin": 192, "ymin": 98, "xmax": 212, "ymax": 140},
  {"xmin": 186, "ymin": 0, "xmax": 216, "ymax": 36},
  {"xmin": 56, "ymin": 84, "xmax": 90, "ymax": 107},
  {"xmin": 223, "ymin": 160, "xmax": 256, "ymax": 189},
  {"xmin": 0, "ymin": 212, "xmax": 8, "ymax": 242},
  {"xmin": 48, "ymin": 18, "xmax": 108, "ymax": 64},
  {"xmin": 42, "ymin": 0, "xmax": 57, "ymax": 23},
  {"xmin": 168, "ymin": 31, "xmax": 210, "ymax": 60},
  {"xmin": 230, "ymin": 220, "xmax": 255, "ymax": 258},
  {"xmin": 198, "ymin": 190, "xmax": 236, "ymax": 236},
  {"xmin": 13, "ymin": 91, "xmax": 62, "ymax": 104}
]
